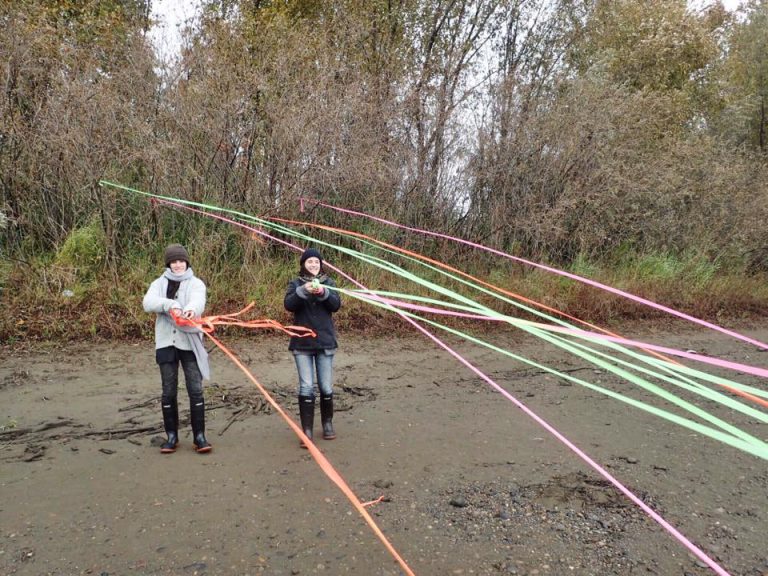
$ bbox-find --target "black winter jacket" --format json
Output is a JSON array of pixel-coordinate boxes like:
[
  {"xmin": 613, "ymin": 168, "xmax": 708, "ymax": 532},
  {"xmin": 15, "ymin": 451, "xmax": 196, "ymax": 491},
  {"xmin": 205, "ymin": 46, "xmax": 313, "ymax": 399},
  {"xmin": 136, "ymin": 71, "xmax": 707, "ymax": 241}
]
[{"xmin": 284, "ymin": 275, "xmax": 341, "ymax": 351}]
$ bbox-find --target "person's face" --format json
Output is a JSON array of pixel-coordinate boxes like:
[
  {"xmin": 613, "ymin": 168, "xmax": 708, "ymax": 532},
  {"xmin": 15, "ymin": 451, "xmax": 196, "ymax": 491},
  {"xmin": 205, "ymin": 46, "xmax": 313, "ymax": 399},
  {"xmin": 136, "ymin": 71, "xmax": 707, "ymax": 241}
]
[
  {"xmin": 169, "ymin": 259, "xmax": 188, "ymax": 274},
  {"xmin": 304, "ymin": 257, "xmax": 321, "ymax": 276}
]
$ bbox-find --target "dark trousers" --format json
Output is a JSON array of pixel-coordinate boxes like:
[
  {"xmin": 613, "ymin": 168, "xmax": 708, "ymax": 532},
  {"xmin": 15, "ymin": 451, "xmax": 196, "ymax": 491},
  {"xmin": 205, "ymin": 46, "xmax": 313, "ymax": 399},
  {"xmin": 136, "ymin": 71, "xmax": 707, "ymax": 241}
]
[{"xmin": 159, "ymin": 350, "xmax": 203, "ymax": 407}]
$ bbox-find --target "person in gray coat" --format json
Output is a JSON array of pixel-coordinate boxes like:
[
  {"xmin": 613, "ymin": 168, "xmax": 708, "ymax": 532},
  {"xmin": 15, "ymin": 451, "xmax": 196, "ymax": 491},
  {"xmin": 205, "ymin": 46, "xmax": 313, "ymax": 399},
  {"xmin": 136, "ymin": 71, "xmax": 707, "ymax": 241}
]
[{"xmin": 143, "ymin": 244, "xmax": 212, "ymax": 454}]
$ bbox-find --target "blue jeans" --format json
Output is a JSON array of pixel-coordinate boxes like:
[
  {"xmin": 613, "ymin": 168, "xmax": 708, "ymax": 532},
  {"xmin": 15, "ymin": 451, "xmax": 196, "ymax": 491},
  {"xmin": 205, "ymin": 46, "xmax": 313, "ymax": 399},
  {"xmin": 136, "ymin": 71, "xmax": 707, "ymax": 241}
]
[
  {"xmin": 293, "ymin": 350, "xmax": 335, "ymax": 398},
  {"xmin": 159, "ymin": 351, "xmax": 204, "ymax": 407}
]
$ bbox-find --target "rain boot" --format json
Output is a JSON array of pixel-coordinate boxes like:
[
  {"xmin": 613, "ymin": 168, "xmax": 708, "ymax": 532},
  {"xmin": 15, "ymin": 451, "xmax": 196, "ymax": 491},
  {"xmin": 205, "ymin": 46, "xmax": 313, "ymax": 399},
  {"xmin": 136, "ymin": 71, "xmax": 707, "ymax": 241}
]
[
  {"xmin": 160, "ymin": 400, "xmax": 179, "ymax": 453},
  {"xmin": 190, "ymin": 400, "xmax": 212, "ymax": 453},
  {"xmin": 299, "ymin": 395, "xmax": 315, "ymax": 448},
  {"xmin": 320, "ymin": 394, "xmax": 336, "ymax": 440}
]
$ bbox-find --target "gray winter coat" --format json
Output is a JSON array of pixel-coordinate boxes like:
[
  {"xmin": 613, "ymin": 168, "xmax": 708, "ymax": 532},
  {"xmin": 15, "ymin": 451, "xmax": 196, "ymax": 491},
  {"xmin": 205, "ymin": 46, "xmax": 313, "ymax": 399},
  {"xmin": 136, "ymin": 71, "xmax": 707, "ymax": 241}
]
[{"xmin": 142, "ymin": 269, "xmax": 209, "ymax": 378}]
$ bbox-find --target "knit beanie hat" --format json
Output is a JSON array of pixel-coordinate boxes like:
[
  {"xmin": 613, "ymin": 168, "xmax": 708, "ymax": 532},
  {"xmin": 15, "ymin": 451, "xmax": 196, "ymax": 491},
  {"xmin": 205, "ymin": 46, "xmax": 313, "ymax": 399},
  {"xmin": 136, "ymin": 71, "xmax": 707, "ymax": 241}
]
[
  {"xmin": 299, "ymin": 248, "xmax": 323, "ymax": 266},
  {"xmin": 164, "ymin": 243, "xmax": 190, "ymax": 267}
]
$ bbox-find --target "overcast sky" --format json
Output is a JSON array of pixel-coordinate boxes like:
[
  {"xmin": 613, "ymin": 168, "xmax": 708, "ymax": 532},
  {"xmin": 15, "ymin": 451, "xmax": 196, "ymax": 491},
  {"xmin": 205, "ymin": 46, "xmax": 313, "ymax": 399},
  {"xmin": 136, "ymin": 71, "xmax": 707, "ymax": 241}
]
[
  {"xmin": 148, "ymin": 0, "xmax": 200, "ymax": 62},
  {"xmin": 148, "ymin": 0, "xmax": 747, "ymax": 62}
]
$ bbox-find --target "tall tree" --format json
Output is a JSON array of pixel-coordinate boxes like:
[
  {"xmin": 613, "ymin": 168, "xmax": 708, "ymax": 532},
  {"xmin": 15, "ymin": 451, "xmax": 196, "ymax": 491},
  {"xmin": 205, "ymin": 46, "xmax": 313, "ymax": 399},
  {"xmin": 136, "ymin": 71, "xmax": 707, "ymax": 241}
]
[
  {"xmin": 715, "ymin": 0, "xmax": 768, "ymax": 151},
  {"xmin": 573, "ymin": 0, "xmax": 716, "ymax": 93},
  {"xmin": 0, "ymin": 0, "xmax": 155, "ymax": 256}
]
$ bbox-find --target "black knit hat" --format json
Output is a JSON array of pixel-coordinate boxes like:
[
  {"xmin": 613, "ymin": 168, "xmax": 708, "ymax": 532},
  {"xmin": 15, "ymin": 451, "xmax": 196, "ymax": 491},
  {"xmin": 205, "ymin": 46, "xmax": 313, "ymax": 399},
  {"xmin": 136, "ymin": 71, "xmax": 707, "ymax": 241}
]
[
  {"xmin": 164, "ymin": 243, "xmax": 190, "ymax": 267},
  {"xmin": 299, "ymin": 248, "xmax": 323, "ymax": 266}
]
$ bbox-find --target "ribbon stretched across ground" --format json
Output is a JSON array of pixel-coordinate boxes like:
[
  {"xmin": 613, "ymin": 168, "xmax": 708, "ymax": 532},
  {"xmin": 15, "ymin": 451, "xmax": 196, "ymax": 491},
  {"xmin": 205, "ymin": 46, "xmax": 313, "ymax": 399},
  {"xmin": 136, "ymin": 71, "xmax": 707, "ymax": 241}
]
[
  {"xmin": 266, "ymin": 216, "xmax": 768, "ymax": 411},
  {"xmin": 168, "ymin": 308, "xmax": 416, "ymax": 576},
  {"xmin": 102, "ymin": 180, "xmax": 768, "ymax": 456},
  {"xmin": 263, "ymin": 207, "xmax": 768, "ymax": 447},
  {"xmin": 301, "ymin": 198, "xmax": 768, "ymax": 351},
  {"xmin": 271, "ymin": 217, "xmax": 768, "ymax": 429},
  {"xmin": 335, "ymin": 286, "xmax": 768, "ymax": 459},
  {"xmin": 100, "ymin": 181, "xmax": 743, "ymax": 576},
  {"xmin": 108, "ymin": 182, "xmax": 768, "ymax": 455},
  {"xmin": 338, "ymin": 289, "xmax": 768, "ymax": 405}
]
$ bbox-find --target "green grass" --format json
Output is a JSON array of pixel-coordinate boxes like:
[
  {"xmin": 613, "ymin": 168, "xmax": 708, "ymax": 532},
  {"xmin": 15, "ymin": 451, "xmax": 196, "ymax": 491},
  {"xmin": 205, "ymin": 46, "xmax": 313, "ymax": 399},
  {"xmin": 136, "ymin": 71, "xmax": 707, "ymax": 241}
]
[{"xmin": 2, "ymin": 247, "xmax": 767, "ymax": 343}]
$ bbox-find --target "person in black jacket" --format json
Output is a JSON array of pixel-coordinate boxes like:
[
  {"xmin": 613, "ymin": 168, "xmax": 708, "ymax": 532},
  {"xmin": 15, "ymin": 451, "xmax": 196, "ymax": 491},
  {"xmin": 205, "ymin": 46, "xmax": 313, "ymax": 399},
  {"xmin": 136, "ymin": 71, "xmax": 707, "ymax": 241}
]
[{"xmin": 284, "ymin": 248, "xmax": 342, "ymax": 446}]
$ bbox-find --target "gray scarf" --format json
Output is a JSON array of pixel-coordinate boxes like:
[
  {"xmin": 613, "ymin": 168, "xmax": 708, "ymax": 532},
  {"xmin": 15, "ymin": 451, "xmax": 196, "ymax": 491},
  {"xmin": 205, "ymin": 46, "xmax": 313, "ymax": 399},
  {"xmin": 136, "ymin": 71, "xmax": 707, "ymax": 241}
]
[
  {"xmin": 160, "ymin": 267, "xmax": 210, "ymax": 379},
  {"xmin": 163, "ymin": 267, "xmax": 194, "ymax": 283}
]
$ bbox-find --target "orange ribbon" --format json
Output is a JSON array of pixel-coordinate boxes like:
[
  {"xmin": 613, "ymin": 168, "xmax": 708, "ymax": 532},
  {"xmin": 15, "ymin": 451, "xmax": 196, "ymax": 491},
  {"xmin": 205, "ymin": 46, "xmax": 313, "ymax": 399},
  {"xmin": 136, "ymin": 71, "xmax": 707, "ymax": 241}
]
[
  {"xmin": 170, "ymin": 303, "xmax": 316, "ymax": 339},
  {"xmin": 168, "ymin": 306, "xmax": 416, "ymax": 575}
]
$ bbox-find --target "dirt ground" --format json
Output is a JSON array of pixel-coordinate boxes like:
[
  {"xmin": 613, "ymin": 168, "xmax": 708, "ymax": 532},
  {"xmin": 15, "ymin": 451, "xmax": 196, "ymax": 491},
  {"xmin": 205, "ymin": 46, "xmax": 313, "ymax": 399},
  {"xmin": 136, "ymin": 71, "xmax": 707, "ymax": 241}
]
[{"xmin": 1, "ymin": 321, "xmax": 767, "ymax": 576}]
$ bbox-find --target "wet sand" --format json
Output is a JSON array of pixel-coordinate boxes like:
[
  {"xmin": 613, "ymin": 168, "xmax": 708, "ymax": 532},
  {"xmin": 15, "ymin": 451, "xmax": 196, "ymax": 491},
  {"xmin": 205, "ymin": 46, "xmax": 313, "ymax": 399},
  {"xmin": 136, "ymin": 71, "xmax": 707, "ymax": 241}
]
[{"xmin": 1, "ymin": 323, "xmax": 767, "ymax": 575}]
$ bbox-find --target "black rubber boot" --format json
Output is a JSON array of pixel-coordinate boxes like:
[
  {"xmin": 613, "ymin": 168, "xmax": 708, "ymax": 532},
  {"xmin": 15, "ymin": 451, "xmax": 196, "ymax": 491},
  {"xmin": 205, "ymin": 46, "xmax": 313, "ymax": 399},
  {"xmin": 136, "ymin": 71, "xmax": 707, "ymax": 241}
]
[
  {"xmin": 190, "ymin": 400, "xmax": 212, "ymax": 453},
  {"xmin": 298, "ymin": 395, "xmax": 315, "ymax": 448},
  {"xmin": 160, "ymin": 400, "xmax": 179, "ymax": 453},
  {"xmin": 320, "ymin": 394, "xmax": 336, "ymax": 440}
]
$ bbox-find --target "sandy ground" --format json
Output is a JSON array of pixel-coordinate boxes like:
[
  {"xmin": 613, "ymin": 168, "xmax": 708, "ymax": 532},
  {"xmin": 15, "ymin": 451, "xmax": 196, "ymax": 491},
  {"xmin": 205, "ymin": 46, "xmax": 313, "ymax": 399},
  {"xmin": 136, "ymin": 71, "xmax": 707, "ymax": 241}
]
[{"xmin": 1, "ymin": 322, "xmax": 767, "ymax": 576}]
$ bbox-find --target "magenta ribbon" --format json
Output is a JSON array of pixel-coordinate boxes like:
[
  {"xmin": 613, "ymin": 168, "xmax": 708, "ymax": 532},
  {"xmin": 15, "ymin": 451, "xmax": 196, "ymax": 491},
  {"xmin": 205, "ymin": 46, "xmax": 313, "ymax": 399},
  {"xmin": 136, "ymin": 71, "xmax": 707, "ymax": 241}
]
[
  {"xmin": 302, "ymin": 198, "xmax": 768, "ymax": 351},
  {"xmin": 153, "ymin": 197, "xmax": 734, "ymax": 576},
  {"xmin": 349, "ymin": 290, "xmax": 768, "ymax": 381}
]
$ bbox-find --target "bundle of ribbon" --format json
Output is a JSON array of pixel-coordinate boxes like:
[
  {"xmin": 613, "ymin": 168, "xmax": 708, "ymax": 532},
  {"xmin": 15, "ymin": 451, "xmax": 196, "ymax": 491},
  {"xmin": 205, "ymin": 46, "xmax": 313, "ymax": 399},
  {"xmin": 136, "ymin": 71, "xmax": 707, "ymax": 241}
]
[{"xmin": 169, "ymin": 302, "xmax": 315, "ymax": 339}]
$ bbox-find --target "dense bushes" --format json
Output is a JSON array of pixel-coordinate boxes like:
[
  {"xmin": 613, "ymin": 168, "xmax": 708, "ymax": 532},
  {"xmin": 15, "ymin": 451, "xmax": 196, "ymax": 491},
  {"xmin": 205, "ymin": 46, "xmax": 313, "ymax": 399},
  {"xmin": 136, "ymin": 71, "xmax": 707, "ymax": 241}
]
[{"xmin": 1, "ymin": 0, "xmax": 767, "ymax": 341}]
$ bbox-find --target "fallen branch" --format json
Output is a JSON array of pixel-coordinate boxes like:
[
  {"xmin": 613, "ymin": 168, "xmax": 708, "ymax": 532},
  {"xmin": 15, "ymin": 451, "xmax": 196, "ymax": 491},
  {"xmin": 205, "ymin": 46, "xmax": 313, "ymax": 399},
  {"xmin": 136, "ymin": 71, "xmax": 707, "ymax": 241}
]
[
  {"xmin": 0, "ymin": 419, "xmax": 78, "ymax": 440},
  {"xmin": 119, "ymin": 398, "xmax": 156, "ymax": 412}
]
